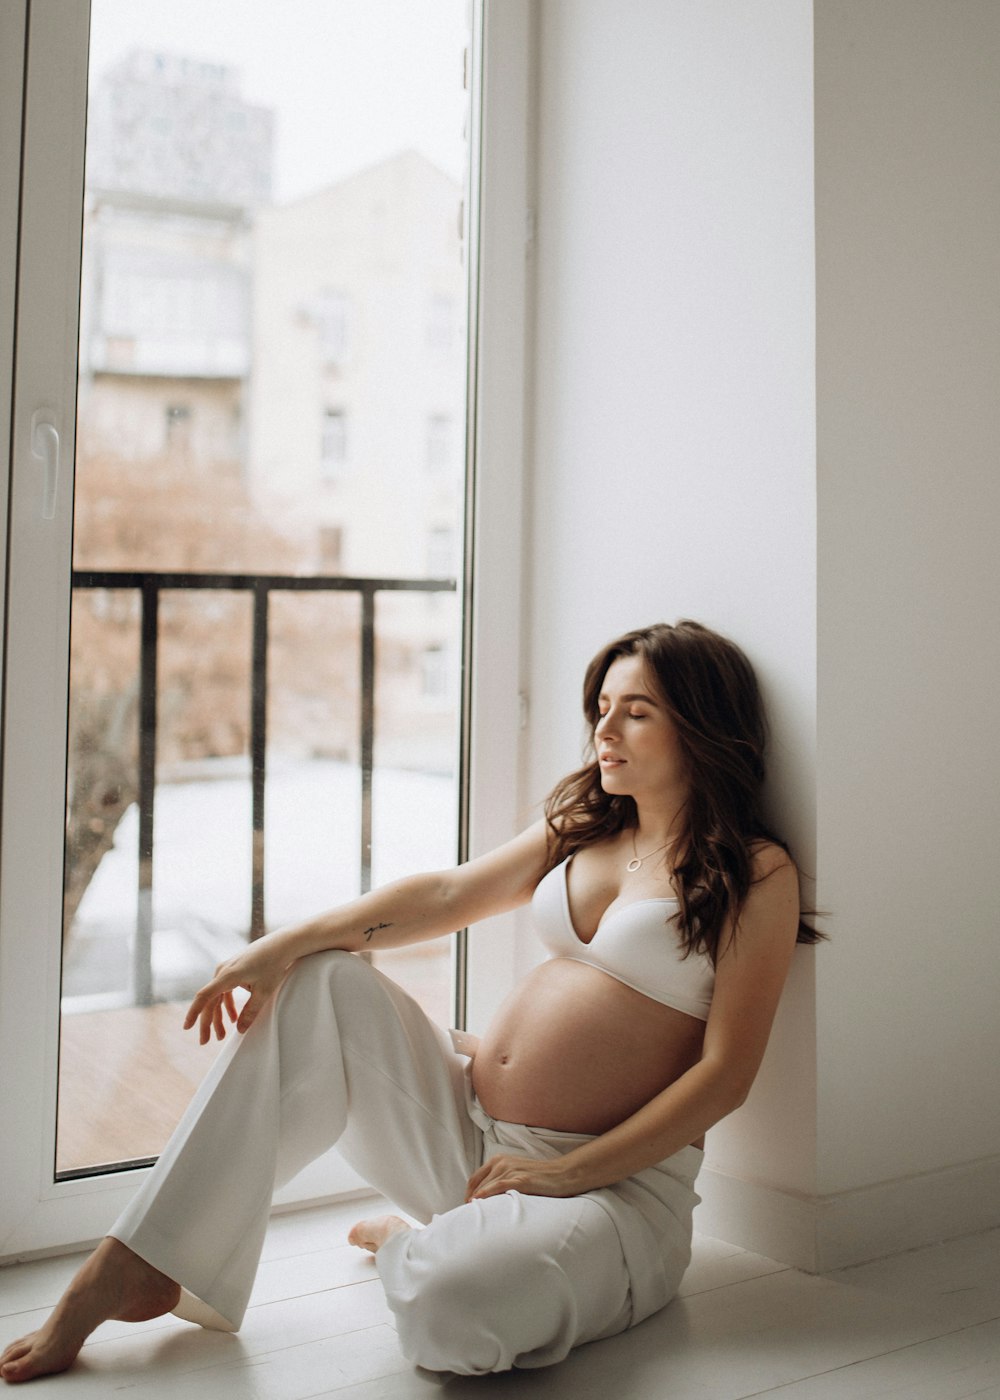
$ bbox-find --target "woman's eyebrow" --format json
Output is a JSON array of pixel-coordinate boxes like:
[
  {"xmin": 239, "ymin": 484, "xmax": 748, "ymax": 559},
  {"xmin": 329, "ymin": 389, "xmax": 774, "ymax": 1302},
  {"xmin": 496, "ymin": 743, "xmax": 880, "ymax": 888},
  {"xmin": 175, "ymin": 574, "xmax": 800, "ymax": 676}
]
[{"xmin": 598, "ymin": 691, "xmax": 660, "ymax": 706}]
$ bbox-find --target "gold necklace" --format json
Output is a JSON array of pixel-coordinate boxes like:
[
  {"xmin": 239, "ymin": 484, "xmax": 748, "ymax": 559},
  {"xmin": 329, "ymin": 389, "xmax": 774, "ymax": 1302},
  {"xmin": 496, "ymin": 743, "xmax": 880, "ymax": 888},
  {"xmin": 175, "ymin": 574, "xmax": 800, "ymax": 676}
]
[{"xmin": 626, "ymin": 832, "xmax": 676, "ymax": 873}]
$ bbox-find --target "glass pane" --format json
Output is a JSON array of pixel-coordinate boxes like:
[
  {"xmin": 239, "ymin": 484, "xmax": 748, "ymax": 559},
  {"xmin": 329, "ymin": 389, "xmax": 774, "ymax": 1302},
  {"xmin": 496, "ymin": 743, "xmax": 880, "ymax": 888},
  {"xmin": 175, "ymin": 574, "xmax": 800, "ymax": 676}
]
[
  {"xmin": 58, "ymin": 0, "xmax": 470, "ymax": 1177},
  {"xmin": 369, "ymin": 591, "xmax": 463, "ymax": 1026},
  {"xmin": 264, "ymin": 591, "xmax": 362, "ymax": 927}
]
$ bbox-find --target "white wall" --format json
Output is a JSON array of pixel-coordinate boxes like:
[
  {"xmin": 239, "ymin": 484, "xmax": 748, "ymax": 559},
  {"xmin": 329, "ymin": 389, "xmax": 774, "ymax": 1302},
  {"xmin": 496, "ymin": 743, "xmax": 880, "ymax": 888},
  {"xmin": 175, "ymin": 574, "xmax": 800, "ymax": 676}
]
[
  {"xmin": 524, "ymin": 0, "xmax": 1000, "ymax": 1269},
  {"xmin": 814, "ymin": 0, "xmax": 1000, "ymax": 1230},
  {"xmin": 523, "ymin": 0, "xmax": 821, "ymax": 1218}
]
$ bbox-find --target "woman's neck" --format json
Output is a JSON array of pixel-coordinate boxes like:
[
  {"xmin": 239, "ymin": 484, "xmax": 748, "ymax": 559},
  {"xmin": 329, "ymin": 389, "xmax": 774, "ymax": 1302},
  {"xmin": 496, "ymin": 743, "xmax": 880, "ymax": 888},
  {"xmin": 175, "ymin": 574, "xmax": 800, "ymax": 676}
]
[{"xmin": 631, "ymin": 796, "xmax": 686, "ymax": 851}]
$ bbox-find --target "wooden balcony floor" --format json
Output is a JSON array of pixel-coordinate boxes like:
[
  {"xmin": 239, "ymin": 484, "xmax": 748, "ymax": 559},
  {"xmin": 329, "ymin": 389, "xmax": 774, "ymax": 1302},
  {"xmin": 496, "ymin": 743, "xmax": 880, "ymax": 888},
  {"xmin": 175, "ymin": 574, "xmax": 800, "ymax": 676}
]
[{"xmin": 56, "ymin": 945, "xmax": 451, "ymax": 1175}]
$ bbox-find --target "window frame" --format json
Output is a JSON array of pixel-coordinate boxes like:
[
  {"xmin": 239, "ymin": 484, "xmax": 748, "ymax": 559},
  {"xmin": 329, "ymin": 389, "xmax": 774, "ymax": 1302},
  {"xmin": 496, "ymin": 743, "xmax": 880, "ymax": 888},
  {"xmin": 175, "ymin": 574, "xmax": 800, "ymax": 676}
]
[{"xmin": 0, "ymin": 0, "xmax": 532, "ymax": 1259}]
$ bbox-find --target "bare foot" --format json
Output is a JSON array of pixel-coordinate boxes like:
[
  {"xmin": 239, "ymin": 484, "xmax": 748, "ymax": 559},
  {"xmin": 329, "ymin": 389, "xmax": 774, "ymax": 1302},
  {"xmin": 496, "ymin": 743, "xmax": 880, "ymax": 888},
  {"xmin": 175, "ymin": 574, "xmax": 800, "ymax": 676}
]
[
  {"xmin": 0, "ymin": 1237, "xmax": 180, "ymax": 1384},
  {"xmin": 347, "ymin": 1214, "xmax": 411, "ymax": 1255}
]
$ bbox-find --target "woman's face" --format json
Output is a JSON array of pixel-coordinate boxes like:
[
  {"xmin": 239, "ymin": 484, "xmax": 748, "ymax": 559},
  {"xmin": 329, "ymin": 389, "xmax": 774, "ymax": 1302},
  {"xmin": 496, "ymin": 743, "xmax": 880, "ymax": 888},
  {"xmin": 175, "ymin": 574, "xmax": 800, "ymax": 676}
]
[{"xmin": 594, "ymin": 653, "xmax": 688, "ymax": 804}]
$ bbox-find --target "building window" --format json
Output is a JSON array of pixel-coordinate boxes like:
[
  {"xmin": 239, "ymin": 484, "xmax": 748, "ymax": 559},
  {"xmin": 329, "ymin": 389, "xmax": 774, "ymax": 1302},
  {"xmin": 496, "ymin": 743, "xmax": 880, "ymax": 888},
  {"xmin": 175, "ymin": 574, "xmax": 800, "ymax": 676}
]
[
  {"xmin": 320, "ymin": 408, "xmax": 347, "ymax": 478},
  {"xmin": 165, "ymin": 403, "xmax": 191, "ymax": 450},
  {"xmin": 421, "ymin": 644, "xmax": 449, "ymax": 700},
  {"xmin": 426, "ymin": 525, "xmax": 454, "ymax": 578},
  {"xmin": 426, "ymin": 414, "xmax": 452, "ymax": 473},
  {"xmin": 318, "ymin": 525, "xmax": 344, "ymax": 572},
  {"xmin": 315, "ymin": 288, "xmax": 350, "ymax": 365}
]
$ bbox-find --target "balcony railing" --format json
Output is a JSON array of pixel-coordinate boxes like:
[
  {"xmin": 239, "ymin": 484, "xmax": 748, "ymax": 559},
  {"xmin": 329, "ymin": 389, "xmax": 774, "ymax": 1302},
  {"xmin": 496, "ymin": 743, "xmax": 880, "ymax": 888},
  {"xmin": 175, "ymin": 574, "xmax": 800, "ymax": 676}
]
[{"xmin": 71, "ymin": 569, "xmax": 458, "ymax": 1006}]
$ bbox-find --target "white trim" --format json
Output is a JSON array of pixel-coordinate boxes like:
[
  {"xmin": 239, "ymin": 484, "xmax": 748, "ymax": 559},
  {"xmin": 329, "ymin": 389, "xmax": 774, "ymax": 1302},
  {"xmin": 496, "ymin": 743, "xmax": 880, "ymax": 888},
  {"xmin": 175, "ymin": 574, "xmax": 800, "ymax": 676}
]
[
  {"xmin": 696, "ymin": 1152, "xmax": 1000, "ymax": 1274},
  {"xmin": 0, "ymin": 0, "xmax": 93, "ymax": 1258},
  {"xmin": 0, "ymin": 0, "xmax": 25, "ymax": 706},
  {"xmin": 462, "ymin": 0, "xmax": 533, "ymax": 1035}
]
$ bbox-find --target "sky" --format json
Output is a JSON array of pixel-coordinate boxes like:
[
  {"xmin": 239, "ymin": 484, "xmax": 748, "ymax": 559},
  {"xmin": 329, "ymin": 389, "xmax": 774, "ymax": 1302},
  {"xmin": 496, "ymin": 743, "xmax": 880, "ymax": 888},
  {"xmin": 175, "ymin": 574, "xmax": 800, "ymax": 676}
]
[{"xmin": 87, "ymin": 0, "xmax": 470, "ymax": 202}]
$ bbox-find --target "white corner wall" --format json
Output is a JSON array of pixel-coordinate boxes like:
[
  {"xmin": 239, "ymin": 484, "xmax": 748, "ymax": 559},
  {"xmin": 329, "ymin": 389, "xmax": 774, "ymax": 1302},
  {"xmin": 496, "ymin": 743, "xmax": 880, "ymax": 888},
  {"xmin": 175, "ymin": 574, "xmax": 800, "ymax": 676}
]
[
  {"xmin": 813, "ymin": 0, "xmax": 1000, "ymax": 1264},
  {"xmin": 524, "ymin": 0, "xmax": 820, "ymax": 1234},
  {"xmin": 523, "ymin": 0, "xmax": 1000, "ymax": 1270}
]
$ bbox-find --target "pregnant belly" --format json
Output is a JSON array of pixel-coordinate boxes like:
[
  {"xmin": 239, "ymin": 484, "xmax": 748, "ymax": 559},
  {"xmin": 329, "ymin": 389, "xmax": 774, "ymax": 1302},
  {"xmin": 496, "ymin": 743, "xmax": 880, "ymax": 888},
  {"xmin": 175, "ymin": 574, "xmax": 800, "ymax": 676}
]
[{"xmin": 470, "ymin": 958, "xmax": 706, "ymax": 1136}]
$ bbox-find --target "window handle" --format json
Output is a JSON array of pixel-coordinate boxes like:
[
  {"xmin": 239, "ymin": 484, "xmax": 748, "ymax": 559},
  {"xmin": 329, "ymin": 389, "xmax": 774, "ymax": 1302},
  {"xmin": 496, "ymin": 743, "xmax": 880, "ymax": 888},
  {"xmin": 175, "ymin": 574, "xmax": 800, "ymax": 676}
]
[{"xmin": 30, "ymin": 412, "xmax": 60, "ymax": 520}]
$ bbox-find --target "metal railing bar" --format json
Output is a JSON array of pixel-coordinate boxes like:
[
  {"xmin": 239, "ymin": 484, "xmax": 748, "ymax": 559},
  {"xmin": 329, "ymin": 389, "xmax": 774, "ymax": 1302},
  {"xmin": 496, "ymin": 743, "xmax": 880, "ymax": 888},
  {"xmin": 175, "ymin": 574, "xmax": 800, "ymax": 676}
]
[
  {"xmin": 72, "ymin": 570, "xmax": 456, "ymax": 594},
  {"xmin": 250, "ymin": 582, "xmax": 268, "ymax": 940},
  {"xmin": 136, "ymin": 580, "xmax": 158, "ymax": 1007},
  {"xmin": 73, "ymin": 568, "xmax": 457, "ymax": 1003},
  {"xmin": 359, "ymin": 587, "xmax": 376, "ymax": 895}
]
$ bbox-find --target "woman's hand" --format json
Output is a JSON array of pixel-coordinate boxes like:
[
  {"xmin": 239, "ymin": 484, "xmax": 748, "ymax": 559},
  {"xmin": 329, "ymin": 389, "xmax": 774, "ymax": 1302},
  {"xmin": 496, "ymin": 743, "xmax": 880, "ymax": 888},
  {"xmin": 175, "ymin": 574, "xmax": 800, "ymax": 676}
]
[
  {"xmin": 465, "ymin": 1153, "xmax": 579, "ymax": 1203},
  {"xmin": 183, "ymin": 935, "xmax": 297, "ymax": 1044}
]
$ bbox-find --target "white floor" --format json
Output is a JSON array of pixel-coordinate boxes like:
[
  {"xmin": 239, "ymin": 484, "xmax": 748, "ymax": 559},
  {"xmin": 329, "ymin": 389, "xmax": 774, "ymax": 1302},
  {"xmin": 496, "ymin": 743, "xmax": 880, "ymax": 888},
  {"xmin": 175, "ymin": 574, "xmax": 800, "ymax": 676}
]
[{"xmin": 2, "ymin": 1198, "xmax": 998, "ymax": 1399}]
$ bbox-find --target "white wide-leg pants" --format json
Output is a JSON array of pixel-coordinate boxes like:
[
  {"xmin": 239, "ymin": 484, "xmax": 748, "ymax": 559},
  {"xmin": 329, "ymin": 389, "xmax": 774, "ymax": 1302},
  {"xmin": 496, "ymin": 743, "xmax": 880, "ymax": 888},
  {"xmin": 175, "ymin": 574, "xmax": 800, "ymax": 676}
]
[{"xmin": 111, "ymin": 951, "xmax": 701, "ymax": 1375}]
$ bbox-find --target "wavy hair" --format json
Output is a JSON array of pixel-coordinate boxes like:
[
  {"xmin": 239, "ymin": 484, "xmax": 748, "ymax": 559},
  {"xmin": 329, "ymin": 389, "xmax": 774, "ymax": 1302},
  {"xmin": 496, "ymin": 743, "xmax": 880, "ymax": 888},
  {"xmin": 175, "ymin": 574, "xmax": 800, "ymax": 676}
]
[{"xmin": 544, "ymin": 620, "xmax": 821, "ymax": 964}]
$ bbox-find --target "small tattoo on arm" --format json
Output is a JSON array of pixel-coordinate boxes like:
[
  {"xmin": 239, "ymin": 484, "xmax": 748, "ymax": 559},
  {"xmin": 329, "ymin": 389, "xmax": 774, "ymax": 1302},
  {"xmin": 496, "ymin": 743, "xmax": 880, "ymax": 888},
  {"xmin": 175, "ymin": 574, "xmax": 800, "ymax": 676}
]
[{"xmin": 362, "ymin": 921, "xmax": 392, "ymax": 943}]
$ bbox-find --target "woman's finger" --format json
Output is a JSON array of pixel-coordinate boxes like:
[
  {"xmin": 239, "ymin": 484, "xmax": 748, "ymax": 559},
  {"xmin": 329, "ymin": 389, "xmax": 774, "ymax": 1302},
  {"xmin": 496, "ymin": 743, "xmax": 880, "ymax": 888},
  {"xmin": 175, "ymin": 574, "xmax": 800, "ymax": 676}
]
[
  {"xmin": 182, "ymin": 988, "xmax": 208, "ymax": 1031},
  {"xmin": 184, "ymin": 965, "xmax": 240, "ymax": 1032},
  {"xmin": 184, "ymin": 974, "xmax": 225, "ymax": 1030},
  {"xmin": 236, "ymin": 984, "xmax": 270, "ymax": 1033},
  {"xmin": 465, "ymin": 1158, "xmax": 498, "ymax": 1194},
  {"xmin": 470, "ymin": 1172, "xmax": 519, "ymax": 1201},
  {"xmin": 465, "ymin": 1155, "xmax": 513, "ymax": 1200},
  {"xmin": 199, "ymin": 1000, "xmax": 218, "ymax": 1046},
  {"xmin": 184, "ymin": 955, "xmax": 286, "ymax": 1040},
  {"xmin": 466, "ymin": 1154, "xmax": 570, "ymax": 1202}
]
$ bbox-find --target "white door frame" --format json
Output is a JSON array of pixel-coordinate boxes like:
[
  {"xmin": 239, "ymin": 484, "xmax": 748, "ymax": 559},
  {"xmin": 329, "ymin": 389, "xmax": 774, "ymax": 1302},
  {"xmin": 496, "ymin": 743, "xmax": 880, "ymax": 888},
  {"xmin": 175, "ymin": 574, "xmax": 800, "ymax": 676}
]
[
  {"xmin": 0, "ymin": 0, "xmax": 533, "ymax": 1260},
  {"xmin": 1, "ymin": 0, "xmax": 94, "ymax": 1259}
]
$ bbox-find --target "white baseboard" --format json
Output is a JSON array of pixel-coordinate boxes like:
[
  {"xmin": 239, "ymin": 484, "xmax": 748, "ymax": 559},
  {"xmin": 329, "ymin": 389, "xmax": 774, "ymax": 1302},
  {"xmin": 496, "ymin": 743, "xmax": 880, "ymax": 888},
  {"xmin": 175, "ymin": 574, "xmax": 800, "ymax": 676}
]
[{"xmin": 694, "ymin": 1151, "xmax": 1000, "ymax": 1272}]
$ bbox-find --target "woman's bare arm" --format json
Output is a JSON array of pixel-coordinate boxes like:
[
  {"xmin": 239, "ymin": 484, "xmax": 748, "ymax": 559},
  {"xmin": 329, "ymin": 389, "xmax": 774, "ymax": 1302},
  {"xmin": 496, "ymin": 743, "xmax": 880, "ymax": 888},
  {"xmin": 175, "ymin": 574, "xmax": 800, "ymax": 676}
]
[
  {"xmin": 466, "ymin": 846, "xmax": 802, "ymax": 1200},
  {"xmin": 184, "ymin": 819, "xmax": 550, "ymax": 1043}
]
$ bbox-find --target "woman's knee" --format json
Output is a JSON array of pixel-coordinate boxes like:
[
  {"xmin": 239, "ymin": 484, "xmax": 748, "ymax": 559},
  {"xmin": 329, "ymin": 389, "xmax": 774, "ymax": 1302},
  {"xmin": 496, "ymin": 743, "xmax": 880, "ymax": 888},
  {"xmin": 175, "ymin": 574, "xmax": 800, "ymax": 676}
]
[
  {"xmin": 279, "ymin": 948, "xmax": 374, "ymax": 1007},
  {"xmin": 268, "ymin": 951, "xmax": 386, "ymax": 1053},
  {"xmin": 391, "ymin": 1252, "xmax": 544, "ymax": 1374},
  {"xmin": 380, "ymin": 1214, "xmax": 580, "ymax": 1375}
]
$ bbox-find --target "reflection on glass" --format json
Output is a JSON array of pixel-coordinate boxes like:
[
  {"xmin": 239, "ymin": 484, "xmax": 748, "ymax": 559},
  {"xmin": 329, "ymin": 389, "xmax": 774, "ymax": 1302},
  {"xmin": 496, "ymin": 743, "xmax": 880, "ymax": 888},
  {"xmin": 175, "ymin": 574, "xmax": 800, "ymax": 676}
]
[{"xmin": 57, "ymin": 0, "xmax": 470, "ymax": 1177}]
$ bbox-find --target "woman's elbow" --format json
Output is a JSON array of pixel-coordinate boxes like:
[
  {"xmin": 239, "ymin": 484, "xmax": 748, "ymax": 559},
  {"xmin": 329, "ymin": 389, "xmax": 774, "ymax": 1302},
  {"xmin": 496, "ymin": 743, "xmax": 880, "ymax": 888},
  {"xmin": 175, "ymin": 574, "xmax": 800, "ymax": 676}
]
[
  {"xmin": 728, "ymin": 1079, "xmax": 754, "ymax": 1113},
  {"xmin": 702, "ymin": 1059, "xmax": 758, "ymax": 1118}
]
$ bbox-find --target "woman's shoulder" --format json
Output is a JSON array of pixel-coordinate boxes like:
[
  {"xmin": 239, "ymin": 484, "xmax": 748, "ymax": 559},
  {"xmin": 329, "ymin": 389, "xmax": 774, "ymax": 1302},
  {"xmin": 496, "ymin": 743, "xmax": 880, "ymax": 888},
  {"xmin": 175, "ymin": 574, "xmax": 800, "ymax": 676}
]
[{"xmin": 748, "ymin": 838, "xmax": 797, "ymax": 885}]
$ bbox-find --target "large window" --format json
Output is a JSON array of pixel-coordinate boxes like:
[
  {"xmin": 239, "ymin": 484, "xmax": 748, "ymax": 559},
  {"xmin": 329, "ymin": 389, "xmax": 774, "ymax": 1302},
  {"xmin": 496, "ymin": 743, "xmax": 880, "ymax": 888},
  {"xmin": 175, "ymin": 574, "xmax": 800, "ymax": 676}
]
[
  {"xmin": 1, "ymin": 0, "xmax": 530, "ymax": 1260},
  {"xmin": 59, "ymin": 0, "xmax": 473, "ymax": 1179},
  {"xmin": 2, "ymin": 0, "xmax": 494, "ymax": 1257}
]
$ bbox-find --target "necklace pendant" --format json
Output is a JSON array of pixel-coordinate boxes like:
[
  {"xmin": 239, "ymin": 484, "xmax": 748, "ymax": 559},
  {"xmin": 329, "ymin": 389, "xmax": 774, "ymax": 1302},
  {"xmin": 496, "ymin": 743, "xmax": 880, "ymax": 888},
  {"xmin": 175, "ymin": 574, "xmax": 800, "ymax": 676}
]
[{"xmin": 626, "ymin": 857, "xmax": 642, "ymax": 872}]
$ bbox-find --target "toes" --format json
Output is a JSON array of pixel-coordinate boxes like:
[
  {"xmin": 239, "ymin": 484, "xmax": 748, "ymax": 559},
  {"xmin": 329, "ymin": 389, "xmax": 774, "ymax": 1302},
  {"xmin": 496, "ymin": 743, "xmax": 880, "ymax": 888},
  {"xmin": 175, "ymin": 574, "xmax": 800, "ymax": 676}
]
[
  {"xmin": 0, "ymin": 1341, "xmax": 35, "ymax": 1381},
  {"xmin": 0, "ymin": 1330, "xmax": 83, "ymax": 1384},
  {"xmin": 348, "ymin": 1217, "xmax": 385, "ymax": 1252},
  {"xmin": 1, "ymin": 1353, "xmax": 31, "ymax": 1382},
  {"xmin": 0, "ymin": 1344, "xmax": 70, "ymax": 1384},
  {"xmin": 348, "ymin": 1215, "xmax": 410, "ymax": 1254},
  {"xmin": 347, "ymin": 1220, "xmax": 372, "ymax": 1248}
]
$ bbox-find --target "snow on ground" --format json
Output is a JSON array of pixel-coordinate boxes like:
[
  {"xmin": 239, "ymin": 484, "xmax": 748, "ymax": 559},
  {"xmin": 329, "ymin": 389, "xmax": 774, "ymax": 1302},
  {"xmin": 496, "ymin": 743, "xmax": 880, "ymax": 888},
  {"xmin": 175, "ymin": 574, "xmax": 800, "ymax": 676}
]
[{"xmin": 66, "ymin": 759, "xmax": 457, "ymax": 1001}]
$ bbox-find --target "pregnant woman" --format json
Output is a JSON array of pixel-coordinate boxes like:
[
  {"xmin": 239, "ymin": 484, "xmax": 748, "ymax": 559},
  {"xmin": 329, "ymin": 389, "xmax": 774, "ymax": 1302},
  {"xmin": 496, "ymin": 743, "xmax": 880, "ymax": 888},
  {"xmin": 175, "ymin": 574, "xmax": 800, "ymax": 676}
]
[{"xmin": 1, "ymin": 619, "xmax": 819, "ymax": 1382}]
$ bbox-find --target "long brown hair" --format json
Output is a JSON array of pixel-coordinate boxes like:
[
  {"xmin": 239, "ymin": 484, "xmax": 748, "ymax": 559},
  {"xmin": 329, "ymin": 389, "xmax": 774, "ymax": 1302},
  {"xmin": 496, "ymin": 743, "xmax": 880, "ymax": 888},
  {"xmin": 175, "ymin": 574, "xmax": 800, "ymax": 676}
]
[{"xmin": 544, "ymin": 620, "xmax": 821, "ymax": 964}]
